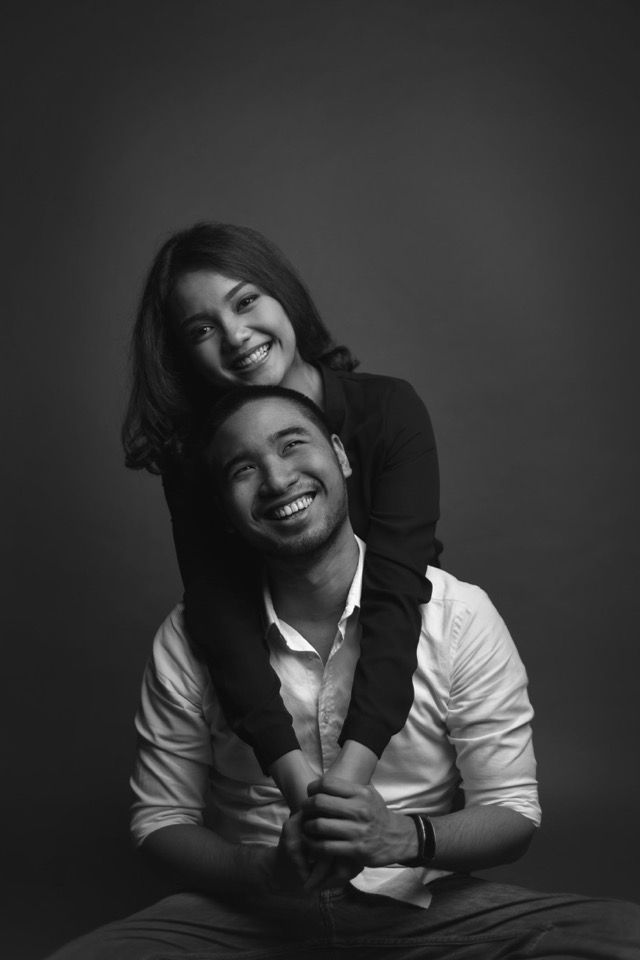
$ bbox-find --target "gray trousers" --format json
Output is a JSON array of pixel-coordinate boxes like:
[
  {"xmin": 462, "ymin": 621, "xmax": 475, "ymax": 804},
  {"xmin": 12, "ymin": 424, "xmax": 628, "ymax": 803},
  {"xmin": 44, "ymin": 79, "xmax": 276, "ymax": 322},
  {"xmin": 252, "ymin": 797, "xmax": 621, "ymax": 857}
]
[{"xmin": 46, "ymin": 874, "xmax": 640, "ymax": 959}]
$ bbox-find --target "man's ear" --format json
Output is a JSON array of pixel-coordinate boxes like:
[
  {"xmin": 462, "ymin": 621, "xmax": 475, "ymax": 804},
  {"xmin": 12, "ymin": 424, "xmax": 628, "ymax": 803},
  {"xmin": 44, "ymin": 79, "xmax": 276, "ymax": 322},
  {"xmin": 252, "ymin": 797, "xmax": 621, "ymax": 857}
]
[{"xmin": 331, "ymin": 435, "xmax": 352, "ymax": 479}]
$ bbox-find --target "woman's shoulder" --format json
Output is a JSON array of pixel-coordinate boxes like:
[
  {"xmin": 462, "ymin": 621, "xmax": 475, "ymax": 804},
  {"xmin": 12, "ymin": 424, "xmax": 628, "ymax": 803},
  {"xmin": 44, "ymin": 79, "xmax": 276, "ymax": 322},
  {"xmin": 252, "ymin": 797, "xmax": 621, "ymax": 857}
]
[
  {"xmin": 159, "ymin": 442, "xmax": 208, "ymax": 497},
  {"xmin": 328, "ymin": 364, "xmax": 409, "ymax": 389},
  {"xmin": 327, "ymin": 365, "xmax": 426, "ymax": 409}
]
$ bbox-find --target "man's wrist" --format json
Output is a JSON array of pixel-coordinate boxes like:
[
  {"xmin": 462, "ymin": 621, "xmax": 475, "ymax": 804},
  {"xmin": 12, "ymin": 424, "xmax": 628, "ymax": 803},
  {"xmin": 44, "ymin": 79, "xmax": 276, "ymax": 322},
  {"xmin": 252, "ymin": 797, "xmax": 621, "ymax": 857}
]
[
  {"xmin": 394, "ymin": 813, "xmax": 423, "ymax": 865},
  {"xmin": 404, "ymin": 814, "xmax": 436, "ymax": 867},
  {"xmin": 241, "ymin": 844, "xmax": 278, "ymax": 894}
]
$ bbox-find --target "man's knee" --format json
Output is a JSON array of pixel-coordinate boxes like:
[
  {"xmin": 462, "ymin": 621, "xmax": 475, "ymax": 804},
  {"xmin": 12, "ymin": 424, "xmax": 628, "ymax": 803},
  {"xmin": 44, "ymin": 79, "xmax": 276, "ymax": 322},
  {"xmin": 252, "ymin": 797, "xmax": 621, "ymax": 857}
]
[{"xmin": 599, "ymin": 897, "xmax": 640, "ymax": 938}]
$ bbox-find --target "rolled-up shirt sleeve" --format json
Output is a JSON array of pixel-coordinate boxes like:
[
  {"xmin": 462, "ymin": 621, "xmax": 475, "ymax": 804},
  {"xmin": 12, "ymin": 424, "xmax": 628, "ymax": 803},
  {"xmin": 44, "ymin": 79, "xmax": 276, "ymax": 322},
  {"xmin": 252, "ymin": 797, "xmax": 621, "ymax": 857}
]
[
  {"xmin": 446, "ymin": 590, "xmax": 541, "ymax": 826},
  {"xmin": 130, "ymin": 607, "xmax": 213, "ymax": 847}
]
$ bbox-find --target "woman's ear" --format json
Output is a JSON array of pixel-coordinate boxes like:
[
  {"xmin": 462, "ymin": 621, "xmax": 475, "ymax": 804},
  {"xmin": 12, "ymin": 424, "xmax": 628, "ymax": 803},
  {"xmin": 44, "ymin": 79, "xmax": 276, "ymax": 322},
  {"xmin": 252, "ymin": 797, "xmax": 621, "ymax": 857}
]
[{"xmin": 331, "ymin": 435, "xmax": 352, "ymax": 479}]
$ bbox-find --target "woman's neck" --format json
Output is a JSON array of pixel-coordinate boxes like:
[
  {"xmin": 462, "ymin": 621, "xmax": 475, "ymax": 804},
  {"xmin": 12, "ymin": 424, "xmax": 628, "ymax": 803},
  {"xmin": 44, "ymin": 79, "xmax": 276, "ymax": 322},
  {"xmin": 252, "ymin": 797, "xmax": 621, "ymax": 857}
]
[{"xmin": 281, "ymin": 360, "xmax": 324, "ymax": 409}]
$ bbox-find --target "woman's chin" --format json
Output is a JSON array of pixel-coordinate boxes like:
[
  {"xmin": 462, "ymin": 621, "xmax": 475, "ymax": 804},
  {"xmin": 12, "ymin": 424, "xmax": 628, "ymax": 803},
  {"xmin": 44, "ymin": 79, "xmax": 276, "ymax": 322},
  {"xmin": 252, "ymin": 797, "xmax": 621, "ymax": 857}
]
[{"xmin": 237, "ymin": 360, "xmax": 285, "ymax": 388}]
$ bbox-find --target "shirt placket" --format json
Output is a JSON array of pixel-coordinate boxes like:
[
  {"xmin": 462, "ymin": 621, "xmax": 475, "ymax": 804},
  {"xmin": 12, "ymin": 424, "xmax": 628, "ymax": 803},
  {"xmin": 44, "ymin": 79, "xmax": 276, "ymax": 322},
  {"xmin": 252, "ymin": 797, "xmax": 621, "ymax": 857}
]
[{"xmin": 317, "ymin": 625, "xmax": 346, "ymax": 770}]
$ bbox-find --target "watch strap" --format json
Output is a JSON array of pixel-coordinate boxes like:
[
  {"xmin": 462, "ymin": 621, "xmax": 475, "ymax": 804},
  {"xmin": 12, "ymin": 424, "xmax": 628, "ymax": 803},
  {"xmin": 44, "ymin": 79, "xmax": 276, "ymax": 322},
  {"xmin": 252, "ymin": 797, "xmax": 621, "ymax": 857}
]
[{"xmin": 407, "ymin": 813, "xmax": 436, "ymax": 866}]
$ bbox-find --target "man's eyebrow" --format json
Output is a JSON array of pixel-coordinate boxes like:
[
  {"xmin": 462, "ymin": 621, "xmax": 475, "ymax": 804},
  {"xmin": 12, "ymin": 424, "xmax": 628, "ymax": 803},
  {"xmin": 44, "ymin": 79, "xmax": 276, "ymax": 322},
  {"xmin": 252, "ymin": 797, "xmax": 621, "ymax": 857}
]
[
  {"xmin": 220, "ymin": 424, "xmax": 312, "ymax": 476},
  {"xmin": 266, "ymin": 425, "xmax": 312, "ymax": 445},
  {"xmin": 179, "ymin": 281, "xmax": 248, "ymax": 329}
]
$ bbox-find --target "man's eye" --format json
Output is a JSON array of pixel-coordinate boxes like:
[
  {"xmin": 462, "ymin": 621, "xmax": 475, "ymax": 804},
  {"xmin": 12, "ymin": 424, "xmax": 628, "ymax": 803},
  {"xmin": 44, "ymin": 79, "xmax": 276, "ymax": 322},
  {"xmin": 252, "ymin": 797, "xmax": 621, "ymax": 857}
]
[
  {"xmin": 283, "ymin": 440, "xmax": 303, "ymax": 452},
  {"xmin": 237, "ymin": 293, "xmax": 258, "ymax": 311}
]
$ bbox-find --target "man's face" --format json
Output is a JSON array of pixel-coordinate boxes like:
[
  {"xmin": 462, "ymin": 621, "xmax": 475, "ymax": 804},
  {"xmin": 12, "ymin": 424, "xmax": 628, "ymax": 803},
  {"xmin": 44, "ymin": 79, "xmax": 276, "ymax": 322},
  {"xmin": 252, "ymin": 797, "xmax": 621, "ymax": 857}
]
[{"xmin": 212, "ymin": 397, "xmax": 352, "ymax": 558}]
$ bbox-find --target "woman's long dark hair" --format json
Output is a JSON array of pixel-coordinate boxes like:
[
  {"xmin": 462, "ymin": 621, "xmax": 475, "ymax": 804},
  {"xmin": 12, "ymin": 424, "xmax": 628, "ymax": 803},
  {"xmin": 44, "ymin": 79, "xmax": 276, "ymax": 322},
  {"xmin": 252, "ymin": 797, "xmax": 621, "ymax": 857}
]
[{"xmin": 122, "ymin": 222, "xmax": 358, "ymax": 473}]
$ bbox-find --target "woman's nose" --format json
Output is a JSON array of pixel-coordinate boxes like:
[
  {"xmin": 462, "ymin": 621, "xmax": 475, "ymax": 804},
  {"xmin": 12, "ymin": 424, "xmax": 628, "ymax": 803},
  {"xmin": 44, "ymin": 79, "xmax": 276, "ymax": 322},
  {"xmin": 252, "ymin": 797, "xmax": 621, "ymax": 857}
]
[{"xmin": 220, "ymin": 317, "xmax": 250, "ymax": 349}]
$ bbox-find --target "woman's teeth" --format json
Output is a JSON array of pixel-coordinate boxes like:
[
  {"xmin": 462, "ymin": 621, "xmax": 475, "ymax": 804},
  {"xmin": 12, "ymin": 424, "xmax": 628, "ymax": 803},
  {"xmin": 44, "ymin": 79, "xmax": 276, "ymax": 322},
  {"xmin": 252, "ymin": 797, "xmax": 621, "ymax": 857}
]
[
  {"xmin": 233, "ymin": 342, "xmax": 271, "ymax": 370},
  {"xmin": 272, "ymin": 495, "xmax": 314, "ymax": 520}
]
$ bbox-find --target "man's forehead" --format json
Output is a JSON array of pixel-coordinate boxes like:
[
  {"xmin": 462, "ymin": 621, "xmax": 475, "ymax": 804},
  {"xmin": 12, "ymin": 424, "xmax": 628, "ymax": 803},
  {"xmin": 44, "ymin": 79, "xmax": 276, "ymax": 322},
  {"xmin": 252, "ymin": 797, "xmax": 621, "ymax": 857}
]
[
  {"xmin": 224, "ymin": 397, "xmax": 318, "ymax": 436},
  {"xmin": 214, "ymin": 398, "xmax": 323, "ymax": 464}
]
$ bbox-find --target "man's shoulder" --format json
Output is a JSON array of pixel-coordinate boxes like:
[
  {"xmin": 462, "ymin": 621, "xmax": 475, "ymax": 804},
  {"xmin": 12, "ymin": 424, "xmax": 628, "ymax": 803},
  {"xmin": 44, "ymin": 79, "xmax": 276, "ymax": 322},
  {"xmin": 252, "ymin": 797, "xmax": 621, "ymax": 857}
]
[
  {"xmin": 148, "ymin": 602, "xmax": 209, "ymax": 693},
  {"xmin": 421, "ymin": 567, "xmax": 505, "ymax": 656},
  {"xmin": 426, "ymin": 566, "xmax": 492, "ymax": 612}
]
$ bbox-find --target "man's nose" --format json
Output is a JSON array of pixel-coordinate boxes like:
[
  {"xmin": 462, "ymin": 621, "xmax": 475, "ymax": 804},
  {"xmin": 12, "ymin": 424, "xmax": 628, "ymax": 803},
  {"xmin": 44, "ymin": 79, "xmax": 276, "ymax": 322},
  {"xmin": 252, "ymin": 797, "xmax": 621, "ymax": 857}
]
[{"xmin": 259, "ymin": 458, "xmax": 298, "ymax": 496}]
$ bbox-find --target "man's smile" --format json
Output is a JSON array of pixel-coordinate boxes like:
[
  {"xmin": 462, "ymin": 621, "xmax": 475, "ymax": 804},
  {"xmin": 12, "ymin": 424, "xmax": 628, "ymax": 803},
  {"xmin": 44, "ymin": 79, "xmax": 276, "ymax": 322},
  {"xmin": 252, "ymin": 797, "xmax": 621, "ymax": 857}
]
[{"xmin": 263, "ymin": 492, "xmax": 317, "ymax": 521}]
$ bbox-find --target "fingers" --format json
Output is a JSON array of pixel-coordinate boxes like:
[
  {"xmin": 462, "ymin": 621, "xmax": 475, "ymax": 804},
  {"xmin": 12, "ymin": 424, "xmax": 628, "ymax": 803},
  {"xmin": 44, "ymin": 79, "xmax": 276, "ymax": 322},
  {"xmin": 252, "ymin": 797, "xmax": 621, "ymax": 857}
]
[
  {"xmin": 303, "ymin": 856, "xmax": 335, "ymax": 891},
  {"xmin": 303, "ymin": 856, "xmax": 361, "ymax": 892},
  {"xmin": 304, "ymin": 839, "xmax": 358, "ymax": 860},
  {"xmin": 303, "ymin": 816, "xmax": 360, "ymax": 839},
  {"xmin": 303, "ymin": 789, "xmax": 376, "ymax": 833},
  {"xmin": 281, "ymin": 812, "xmax": 312, "ymax": 884},
  {"xmin": 306, "ymin": 775, "xmax": 367, "ymax": 799}
]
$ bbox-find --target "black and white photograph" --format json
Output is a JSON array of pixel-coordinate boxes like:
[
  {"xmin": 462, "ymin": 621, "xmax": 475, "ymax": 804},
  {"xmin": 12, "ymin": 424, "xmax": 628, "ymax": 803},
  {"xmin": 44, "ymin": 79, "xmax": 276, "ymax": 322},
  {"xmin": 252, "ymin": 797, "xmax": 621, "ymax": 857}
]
[{"xmin": 3, "ymin": 2, "xmax": 640, "ymax": 957}]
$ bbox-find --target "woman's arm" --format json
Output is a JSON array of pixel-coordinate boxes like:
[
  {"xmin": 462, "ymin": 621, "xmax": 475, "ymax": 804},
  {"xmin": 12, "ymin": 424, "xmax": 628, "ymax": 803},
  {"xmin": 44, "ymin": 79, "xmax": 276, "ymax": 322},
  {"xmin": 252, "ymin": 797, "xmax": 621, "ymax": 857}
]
[
  {"xmin": 334, "ymin": 378, "xmax": 440, "ymax": 772},
  {"xmin": 160, "ymin": 452, "xmax": 309, "ymax": 803}
]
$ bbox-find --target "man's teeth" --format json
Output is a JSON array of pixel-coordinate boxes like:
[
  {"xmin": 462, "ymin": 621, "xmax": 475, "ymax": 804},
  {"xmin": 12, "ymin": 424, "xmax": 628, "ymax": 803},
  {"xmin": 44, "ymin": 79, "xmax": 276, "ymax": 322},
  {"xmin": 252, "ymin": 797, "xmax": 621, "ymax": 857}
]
[
  {"xmin": 233, "ymin": 343, "xmax": 270, "ymax": 369},
  {"xmin": 272, "ymin": 495, "xmax": 314, "ymax": 519}
]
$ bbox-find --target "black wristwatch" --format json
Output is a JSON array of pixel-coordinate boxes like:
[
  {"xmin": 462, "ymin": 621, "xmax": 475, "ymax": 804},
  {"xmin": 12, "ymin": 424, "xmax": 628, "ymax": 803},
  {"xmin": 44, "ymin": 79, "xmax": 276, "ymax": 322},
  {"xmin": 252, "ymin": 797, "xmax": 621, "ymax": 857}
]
[{"xmin": 406, "ymin": 814, "xmax": 436, "ymax": 867}]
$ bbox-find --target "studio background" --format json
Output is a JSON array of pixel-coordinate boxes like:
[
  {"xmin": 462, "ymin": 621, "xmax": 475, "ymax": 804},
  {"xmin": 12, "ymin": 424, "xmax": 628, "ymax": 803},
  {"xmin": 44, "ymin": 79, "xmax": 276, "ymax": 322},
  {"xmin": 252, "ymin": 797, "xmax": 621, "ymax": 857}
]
[{"xmin": 3, "ymin": 2, "xmax": 639, "ymax": 957}]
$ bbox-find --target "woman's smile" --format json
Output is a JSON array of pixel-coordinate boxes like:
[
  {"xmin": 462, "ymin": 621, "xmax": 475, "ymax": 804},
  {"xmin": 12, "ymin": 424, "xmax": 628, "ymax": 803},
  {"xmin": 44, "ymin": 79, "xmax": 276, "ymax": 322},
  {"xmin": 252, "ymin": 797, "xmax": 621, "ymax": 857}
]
[
  {"xmin": 228, "ymin": 340, "xmax": 273, "ymax": 372},
  {"xmin": 171, "ymin": 270, "xmax": 310, "ymax": 392}
]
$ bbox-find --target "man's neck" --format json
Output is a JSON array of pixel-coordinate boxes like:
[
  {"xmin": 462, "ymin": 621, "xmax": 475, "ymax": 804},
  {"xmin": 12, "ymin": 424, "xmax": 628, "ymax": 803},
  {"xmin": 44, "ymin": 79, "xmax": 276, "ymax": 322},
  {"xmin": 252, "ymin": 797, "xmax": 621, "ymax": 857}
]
[{"xmin": 267, "ymin": 525, "xmax": 360, "ymax": 661}]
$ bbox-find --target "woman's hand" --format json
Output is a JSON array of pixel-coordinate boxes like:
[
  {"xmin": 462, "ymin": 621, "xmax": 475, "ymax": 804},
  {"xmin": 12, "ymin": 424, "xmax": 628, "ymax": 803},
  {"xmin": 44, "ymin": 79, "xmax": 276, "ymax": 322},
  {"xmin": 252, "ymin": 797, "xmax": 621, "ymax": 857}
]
[
  {"xmin": 302, "ymin": 775, "xmax": 417, "ymax": 868},
  {"xmin": 271, "ymin": 810, "xmax": 361, "ymax": 894}
]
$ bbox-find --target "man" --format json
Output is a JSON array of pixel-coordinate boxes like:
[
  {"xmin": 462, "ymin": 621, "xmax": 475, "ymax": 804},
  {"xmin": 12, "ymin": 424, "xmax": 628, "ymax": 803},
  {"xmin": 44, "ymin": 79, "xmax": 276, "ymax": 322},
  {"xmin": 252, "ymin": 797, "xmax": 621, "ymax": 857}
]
[{"xmin": 49, "ymin": 386, "xmax": 640, "ymax": 959}]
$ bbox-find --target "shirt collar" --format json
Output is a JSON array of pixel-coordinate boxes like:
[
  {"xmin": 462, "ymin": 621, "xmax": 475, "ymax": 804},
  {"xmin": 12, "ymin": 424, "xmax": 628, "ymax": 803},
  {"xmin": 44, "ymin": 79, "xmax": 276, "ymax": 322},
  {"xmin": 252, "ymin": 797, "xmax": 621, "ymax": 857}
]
[{"xmin": 263, "ymin": 536, "xmax": 365, "ymax": 650}]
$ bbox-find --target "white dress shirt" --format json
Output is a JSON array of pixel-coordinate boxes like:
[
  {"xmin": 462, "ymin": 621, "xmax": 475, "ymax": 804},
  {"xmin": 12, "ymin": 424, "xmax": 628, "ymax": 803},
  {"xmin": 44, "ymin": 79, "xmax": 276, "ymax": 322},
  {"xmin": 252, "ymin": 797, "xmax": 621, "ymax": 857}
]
[{"xmin": 131, "ymin": 539, "xmax": 540, "ymax": 909}]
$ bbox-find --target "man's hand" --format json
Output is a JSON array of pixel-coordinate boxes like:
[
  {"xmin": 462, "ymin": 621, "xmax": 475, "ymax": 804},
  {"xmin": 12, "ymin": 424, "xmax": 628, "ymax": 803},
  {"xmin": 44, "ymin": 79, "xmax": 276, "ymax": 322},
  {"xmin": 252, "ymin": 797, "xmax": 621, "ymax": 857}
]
[
  {"xmin": 269, "ymin": 811, "xmax": 313, "ymax": 894},
  {"xmin": 301, "ymin": 775, "xmax": 417, "ymax": 868},
  {"xmin": 272, "ymin": 810, "xmax": 361, "ymax": 894}
]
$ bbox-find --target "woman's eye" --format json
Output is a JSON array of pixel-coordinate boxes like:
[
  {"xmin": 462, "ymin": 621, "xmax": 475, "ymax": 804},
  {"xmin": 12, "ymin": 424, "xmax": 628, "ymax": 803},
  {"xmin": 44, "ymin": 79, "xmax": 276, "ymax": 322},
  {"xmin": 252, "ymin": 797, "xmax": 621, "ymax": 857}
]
[
  {"xmin": 237, "ymin": 293, "xmax": 258, "ymax": 311},
  {"xmin": 189, "ymin": 324, "xmax": 216, "ymax": 343},
  {"xmin": 232, "ymin": 463, "xmax": 254, "ymax": 479}
]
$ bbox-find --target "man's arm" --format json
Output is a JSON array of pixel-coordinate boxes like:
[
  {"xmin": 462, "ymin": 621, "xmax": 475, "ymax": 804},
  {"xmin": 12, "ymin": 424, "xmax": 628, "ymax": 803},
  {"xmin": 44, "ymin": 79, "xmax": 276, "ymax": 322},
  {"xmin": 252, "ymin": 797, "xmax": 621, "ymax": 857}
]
[
  {"xmin": 142, "ymin": 821, "xmax": 328, "ymax": 897},
  {"xmin": 132, "ymin": 608, "xmax": 319, "ymax": 896},
  {"xmin": 142, "ymin": 824, "xmax": 273, "ymax": 895},
  {"xmin": 302, "ymin": 777, "xmax": 534, "ymax": 872},
  {"xmin": 130, "ymin": 611, "xmax": 264, "ymax": 894},
  {"xmin": 303, "ymin": 584, "xmax": 539, "ymax": 874}
]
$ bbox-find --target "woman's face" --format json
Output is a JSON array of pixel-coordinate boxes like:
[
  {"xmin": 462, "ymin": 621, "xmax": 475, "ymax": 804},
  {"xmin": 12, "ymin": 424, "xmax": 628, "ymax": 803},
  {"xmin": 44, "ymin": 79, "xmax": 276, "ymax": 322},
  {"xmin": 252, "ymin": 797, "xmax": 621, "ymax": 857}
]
[{"xmin": 171, "ymin": 270, "xmax": 306, "ymax": 391}]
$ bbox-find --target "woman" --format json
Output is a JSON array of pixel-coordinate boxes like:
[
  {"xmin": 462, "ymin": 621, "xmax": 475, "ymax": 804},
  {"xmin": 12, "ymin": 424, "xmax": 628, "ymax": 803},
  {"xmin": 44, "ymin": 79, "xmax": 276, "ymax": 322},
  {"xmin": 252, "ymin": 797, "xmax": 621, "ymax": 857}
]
[{"xmin": 122, "ymin": 222, "xmax": 441, "ymax": 811}]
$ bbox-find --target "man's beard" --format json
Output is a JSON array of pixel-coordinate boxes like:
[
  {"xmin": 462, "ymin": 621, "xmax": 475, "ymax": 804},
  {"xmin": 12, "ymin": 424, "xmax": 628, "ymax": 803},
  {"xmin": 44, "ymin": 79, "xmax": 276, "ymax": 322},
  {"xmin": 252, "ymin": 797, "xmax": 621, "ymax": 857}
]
[{"xmin": 260, "ymin": 485, "xmax": 349, "ymax": 560}]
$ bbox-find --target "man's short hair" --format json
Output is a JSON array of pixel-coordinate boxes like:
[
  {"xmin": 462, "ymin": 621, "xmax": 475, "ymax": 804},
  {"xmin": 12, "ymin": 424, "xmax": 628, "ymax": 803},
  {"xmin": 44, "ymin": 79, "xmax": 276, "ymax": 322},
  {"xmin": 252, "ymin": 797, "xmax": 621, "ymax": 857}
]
[{"xmin": 200, "ymin": 385, "xmax": 334, "ymax": 476}]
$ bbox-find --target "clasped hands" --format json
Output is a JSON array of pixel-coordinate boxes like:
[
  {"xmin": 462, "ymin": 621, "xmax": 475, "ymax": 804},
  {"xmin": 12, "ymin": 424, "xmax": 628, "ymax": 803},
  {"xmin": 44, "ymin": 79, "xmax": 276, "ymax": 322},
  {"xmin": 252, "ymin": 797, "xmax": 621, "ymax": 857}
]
[{"xmin": 273, "ymin": 775, "xmax": 416, "ymax": 894}]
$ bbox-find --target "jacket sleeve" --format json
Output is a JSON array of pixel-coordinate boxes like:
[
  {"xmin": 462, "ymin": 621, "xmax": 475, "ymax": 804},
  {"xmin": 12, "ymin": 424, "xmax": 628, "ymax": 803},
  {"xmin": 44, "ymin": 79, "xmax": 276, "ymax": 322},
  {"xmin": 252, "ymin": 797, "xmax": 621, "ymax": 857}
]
[
  {"xmin": 340, "ymin": 379, "xmax": 441, "ymax": 754},
  {"xmin": 160, "ymin": 453, "xmax": 300, "ymax": 773}
]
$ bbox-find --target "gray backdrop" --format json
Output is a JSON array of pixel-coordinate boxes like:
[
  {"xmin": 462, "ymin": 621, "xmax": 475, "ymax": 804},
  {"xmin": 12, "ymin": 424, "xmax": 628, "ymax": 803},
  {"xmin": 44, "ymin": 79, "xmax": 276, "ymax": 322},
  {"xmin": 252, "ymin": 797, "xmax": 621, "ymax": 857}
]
[{"xmin": 3, "ymin": 1, "xmax": 639, "ymax": 957}]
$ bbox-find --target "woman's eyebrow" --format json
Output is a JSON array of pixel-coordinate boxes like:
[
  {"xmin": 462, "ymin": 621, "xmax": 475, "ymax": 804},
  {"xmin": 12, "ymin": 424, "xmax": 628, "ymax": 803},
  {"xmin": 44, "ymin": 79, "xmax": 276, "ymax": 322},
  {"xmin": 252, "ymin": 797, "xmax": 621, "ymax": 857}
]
[
  {"xmin": 223, "ymin": 281, "xmax": 248, "ymax": 301},
  {"xmin": 179, "ymin": 311, "xmax": 214, "ymax": 329},
  {"xmin": 180, "ymin": 282, "xmax": 250, "ymax": 327}
]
